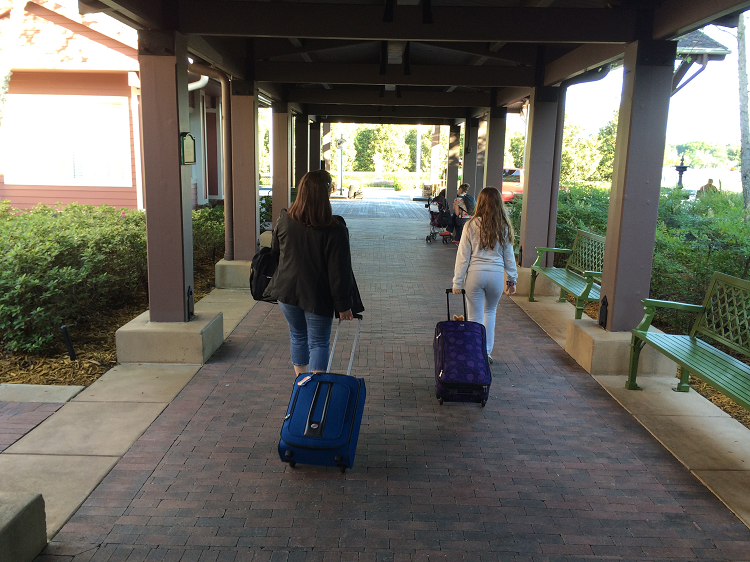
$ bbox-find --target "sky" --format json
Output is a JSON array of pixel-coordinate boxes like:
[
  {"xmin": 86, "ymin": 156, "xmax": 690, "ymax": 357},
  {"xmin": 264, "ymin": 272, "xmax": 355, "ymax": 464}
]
[{"xmin": 532, "ymin": 25, "xmax": 743, "ymax": 148}]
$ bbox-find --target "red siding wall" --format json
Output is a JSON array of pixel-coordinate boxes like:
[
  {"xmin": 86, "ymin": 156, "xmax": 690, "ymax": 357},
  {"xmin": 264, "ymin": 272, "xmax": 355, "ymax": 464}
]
[
  {"xmin": 0, "ymin": 176, "xmax": 137, "ymax": 210},
  {"xmin": 3, "ymin": 71, "xmax": 137, "ymax": 209}
]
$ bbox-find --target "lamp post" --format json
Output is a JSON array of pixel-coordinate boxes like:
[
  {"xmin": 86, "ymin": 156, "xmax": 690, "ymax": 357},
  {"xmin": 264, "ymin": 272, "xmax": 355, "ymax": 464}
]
[
  {"xmin": 675, "ymin": 155, "xmax": 688, "ymax": 187},
  {"xmin": 336, "ymin": 135, "xmax": 346, "ymax": 195}
]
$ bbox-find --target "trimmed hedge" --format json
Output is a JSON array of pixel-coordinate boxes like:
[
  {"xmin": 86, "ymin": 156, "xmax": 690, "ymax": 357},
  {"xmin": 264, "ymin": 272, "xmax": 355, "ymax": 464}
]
[{"xmin": 0, "ymin": 202, "xmax": 226, "ymax": 354}]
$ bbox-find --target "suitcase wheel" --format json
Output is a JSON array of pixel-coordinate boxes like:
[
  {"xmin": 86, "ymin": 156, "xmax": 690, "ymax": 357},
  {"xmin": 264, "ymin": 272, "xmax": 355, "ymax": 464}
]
[
  {"xmin": 288, "ymin": 461, "xmax": 296, "ymax": 468},
  {"xmin": 438, "ymin": 397, "xmax": 443, "ymax": 405},
  {"xmin": 481, "ymin": 400, "xmax": 486, "ymax": 408},
  {"xmin": 339, "ymin": 466, "xmax": 346, "ymax": 474},
  {"xmin": 426, "ymin": 235, "xmax": 430, "ymax": 243}
]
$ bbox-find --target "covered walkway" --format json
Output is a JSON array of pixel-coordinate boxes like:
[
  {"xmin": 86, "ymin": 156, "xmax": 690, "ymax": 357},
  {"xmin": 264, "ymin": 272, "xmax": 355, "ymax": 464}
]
[{"xmin": 35, "ymin": 202, "xmax": 750, "ymax": 561}]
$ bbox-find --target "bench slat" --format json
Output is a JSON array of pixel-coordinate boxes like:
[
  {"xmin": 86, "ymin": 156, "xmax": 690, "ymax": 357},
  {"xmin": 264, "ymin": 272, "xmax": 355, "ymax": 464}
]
[
  {"xmin": 534, "ymin": 267, "xmax": 601, "ymax": 300},
  {"xmin": 637, "ymin": 332, "xmax": 750, "ymax": 409}
]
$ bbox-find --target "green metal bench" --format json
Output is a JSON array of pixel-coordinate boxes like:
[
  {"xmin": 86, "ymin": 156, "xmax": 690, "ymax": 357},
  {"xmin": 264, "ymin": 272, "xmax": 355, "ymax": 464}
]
[
  {"xmin": 626, "ymin": 272, "xmax": 750, "ymax": 409},
  {"xmin": 529, "ymin": 229, "xmax": 605, "ymax": 320}
]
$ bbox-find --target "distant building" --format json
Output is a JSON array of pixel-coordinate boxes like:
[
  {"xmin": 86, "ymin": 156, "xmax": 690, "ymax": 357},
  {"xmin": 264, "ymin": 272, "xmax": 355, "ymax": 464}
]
[{"xmin": 0, "ymin": 0, "xmax": 224, "ymax": 210}]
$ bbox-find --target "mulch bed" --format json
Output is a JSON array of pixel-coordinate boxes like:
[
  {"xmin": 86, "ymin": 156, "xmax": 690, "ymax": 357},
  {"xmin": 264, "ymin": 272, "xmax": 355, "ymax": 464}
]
[{"xmin": 0, "ymin": 261, "xmax": 217, "ymax": 388}]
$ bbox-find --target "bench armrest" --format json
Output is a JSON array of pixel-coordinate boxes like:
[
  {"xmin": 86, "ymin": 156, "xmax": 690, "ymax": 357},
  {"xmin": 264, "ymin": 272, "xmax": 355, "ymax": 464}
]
[
  {"xmin": 634, "ymin": 299, "xmax": 704, "ymax": 332},
  {"xmin": 533, "ymin": 247, "xmax": 572, "ymax": 268},
  {"xmin": 641, "ymin": 299, "xmax": 704, "ymax": 312},
  {"xmin": 582, "ymin": 271, "xmax": 602, "ymax": 279}
]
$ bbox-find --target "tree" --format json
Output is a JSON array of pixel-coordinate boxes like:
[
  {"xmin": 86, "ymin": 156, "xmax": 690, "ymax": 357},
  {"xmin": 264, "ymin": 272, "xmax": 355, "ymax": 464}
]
[
  {"xmin": 594, "ymin": 111, "xmax": 618, "ymax": 182},
  {"xmin": 353, "ymin": 126, "xmax": 377, "ymax": 171},
  {"xmin": 560, "ymin": 123, "xmax": 599, "ymax": 183},
  {"xmin": 739, "ymin": 12, "xmax": 750, "ymax": 212},
  {"xmin": 675, "ymin": 141, "xmax": 728, "ymax": 168},
  {"xmin": 508, "ymin": 132, "xmax": 525, "ymax": 168},
  {"xmin": 352, "ymin": 124, "xmax": 410, "ymax": 173},
  {"xmin": 405, "ymin": 127, "xmax": 430, "ymax": 173}
]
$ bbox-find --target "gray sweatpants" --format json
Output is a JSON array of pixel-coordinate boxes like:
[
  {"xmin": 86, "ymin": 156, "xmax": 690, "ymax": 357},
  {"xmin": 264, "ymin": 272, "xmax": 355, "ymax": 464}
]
[{"xmin": 464, "ymin": 268, "xmax": 504, "ymax": 355}]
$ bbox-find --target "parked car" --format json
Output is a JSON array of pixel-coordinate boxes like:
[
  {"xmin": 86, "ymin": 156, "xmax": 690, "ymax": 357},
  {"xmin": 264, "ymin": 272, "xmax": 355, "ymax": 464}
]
[{"xmin": 501, "ymin": 167, "xmax": 523, "ymax": 202}]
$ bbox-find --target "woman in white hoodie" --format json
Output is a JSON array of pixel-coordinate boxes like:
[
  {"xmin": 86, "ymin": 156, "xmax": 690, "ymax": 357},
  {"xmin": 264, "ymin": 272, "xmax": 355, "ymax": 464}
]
[{"xmin": 452, "ymin": 187, "xmax": 518, "ymax": 363}]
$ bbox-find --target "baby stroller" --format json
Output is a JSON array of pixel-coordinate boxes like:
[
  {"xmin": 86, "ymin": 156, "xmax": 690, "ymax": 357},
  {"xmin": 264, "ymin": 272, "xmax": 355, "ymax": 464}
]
[{"xmin": 425, "ymin": 195, "xmax": 453, "ymax": 243}]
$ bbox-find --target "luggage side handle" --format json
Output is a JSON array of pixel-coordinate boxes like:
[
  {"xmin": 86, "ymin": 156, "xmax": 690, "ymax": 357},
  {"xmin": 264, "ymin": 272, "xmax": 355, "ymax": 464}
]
[
  {"xmin": 327, "ymin": 313, "xmax": 363, "ymax": 375},
  {"xmin": 445, "ymin": 289, "xmax": 468, "ymax": 321}
]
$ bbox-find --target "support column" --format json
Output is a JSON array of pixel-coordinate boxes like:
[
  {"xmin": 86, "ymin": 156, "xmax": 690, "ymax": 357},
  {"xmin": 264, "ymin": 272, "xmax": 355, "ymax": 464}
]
[
  {"xmin": 138, "ymin": 31, "xmax": 193, "ymax": 322},
  {"xmin": 519, "ymin": 87, "xmax": 560, "ymax": 268},
  {"xmin": 485, "ymin": 107, "xmax": 507, "ymax": 190},
  {"xmin": 446, "ymin": 124, "xmax": 461, "ymax": 202},
  {"xmin": 475, "ymin": 117, "xmax": 488, "ymax": 193},
  {"xmin": 309, "ymin": 120, "xmax": 321, "ymax": 171},
  {"xmin": 462, "ymin": 118, "xmax": 478, "ymax": 193},
  {"xmin": 322, "ymin": 122, "xmax": 331, "ymax": 171},
  {"xmin": 230, "ymin": 80, "xmax": 258, "ymax": 261},
  {"xmin": 272, "ymin": 102, "xmax": 291, "ymax": 226},
  {"xmin": 600, "ymin": 40, "xmax": 676, "ymax": 332},
  {"xmin": 429, "ymin": 125, "xmax": 441, "ymax": 185},
  {"xmin": 294, "ymin": 113, "xmax": 309, "ymax": 188}
]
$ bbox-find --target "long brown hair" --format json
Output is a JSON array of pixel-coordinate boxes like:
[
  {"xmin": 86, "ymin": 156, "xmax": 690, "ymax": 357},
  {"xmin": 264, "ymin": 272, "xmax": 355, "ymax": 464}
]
[
  {"xmin": 287, "ymin": 170, "xmax": 336, "ymax": 227},
  {"xmin": 469, "ymin": 187, "xmax": 515, "ymax": 249}
]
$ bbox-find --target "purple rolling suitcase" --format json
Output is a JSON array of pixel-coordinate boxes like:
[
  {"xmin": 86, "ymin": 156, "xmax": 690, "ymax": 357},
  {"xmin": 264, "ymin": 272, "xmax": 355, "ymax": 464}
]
[{"xmin": 433, "ymin": 289, "xmax": 491, "ymax": 407}]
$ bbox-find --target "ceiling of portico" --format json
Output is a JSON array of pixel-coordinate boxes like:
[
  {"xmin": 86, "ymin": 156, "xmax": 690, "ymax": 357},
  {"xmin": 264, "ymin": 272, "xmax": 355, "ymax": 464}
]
[{"xmin": 80, "ymin": 0, "xmax": 750, "ymax": 124}]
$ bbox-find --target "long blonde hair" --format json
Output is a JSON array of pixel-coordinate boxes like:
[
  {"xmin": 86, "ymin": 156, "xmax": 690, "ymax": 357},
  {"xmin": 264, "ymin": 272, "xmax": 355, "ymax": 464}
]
[{"xmin": 469, "ymin": 187, "xmax": 515, "ymax": 249}]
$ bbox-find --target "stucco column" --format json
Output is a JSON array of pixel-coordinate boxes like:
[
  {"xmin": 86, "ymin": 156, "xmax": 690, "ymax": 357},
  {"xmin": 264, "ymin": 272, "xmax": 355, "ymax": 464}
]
[
  {"xmin": 309, "ymin": 120, "xmax": 321, "ymax": 170},
  {"xmin": 322, "ymin": 122, "xmax": 331, "ymax": 172},
  {"xmin": 485, "ymin": 107, "xmax": 507, "ymax": 190},
  {"xmin": 138, "ymin": 30, "xmax": 193, "ymax": 322},
  {"xmin": 446, "ymin": 124, "xmax": 461, "ymax": 202},
  {"xmin": 462, "ymin": 118, "xmax": 478, "ymax": 194},
  {"xmin": 600, "ymin": 39, "xmax": 676, "ymax": 332},
  {"xmin": 294, "ymin": 113, "xmax": 309, "ymax": 188},
  {"xmin": 272, "ymin": 102, "xmax": 292, "ymax": 227},
  {"xmin": 519, "ymin": 87, "xmax": 559, "ymax": 268},
  {"xmin": 230, "ymin": 80, "xmax": 258, "ymax": 260},
  {"xmin": 475, "ymin": 117, "xmax": 488, "ymax": 193}
]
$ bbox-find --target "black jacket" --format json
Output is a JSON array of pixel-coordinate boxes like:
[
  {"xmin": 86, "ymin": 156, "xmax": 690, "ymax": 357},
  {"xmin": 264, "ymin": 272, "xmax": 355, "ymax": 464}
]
[{"xmin": 267, "ymin": 210, "xmax": 364, "ymax": 317}]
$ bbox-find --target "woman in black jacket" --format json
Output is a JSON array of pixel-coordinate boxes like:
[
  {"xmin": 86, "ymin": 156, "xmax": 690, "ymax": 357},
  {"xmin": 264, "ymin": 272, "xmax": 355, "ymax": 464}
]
[{"xmin": 267, "ymin": 170, "xmax": 364, "ymax": 375}]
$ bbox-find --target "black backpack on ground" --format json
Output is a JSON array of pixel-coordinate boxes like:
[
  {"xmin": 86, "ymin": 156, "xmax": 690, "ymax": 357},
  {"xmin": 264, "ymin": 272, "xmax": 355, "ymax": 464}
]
[
  {"xmin": 461, "ymin": 194, "xmax": 476, "ymax": 215},
  {"xmin": 250, "ymin": 246, "xmax": 278, "ymax": 303}
]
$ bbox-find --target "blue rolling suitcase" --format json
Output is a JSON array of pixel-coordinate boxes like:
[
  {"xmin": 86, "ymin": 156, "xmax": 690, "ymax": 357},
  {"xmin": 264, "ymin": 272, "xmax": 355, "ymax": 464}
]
[
  {"xmin": 434, "ymin": 289, "xmax": 491, "ymax": 407},
  {"xmin": 279, "ymin": 314, "xmax": 365, "ymax": 472}
]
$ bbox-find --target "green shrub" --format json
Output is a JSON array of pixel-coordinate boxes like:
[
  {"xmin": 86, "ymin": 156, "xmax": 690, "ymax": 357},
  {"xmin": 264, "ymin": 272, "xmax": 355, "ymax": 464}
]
[
  {"xmin": 0, "ymin": 202, "xmax": 227, "ymax": 355},
  {"xmin": 0, "ymin": 203, "xmax": 148, "ymax": 353},
  {"xmin": 193, "ymin": 205, "xmax": 225, "ymax": 265}
]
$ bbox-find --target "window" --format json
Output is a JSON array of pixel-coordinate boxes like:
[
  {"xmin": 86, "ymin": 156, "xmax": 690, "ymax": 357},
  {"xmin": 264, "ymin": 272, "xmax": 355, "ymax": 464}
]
[{"xmin": 1, "ymin": 94, "xmax": 132, "ymax": 187}]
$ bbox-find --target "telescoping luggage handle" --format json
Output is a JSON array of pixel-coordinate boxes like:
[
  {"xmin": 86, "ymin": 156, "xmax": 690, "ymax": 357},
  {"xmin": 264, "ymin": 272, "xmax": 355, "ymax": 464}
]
[
  {"xmin": 326, "ymin": 313, "xmax": 363, "ymax": 376},
  {"xmin": 445, "ymin": 288, "xmax": 468, "ymax": 322}
]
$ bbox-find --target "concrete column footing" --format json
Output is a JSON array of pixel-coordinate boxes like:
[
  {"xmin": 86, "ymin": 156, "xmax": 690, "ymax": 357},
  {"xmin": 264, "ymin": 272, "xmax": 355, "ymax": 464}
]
[
  {"xmin": 115, "ymin": 310, "xmax": 223, "ymax": 364},
  {"xmin": 215, "ymin": 259, "xmax": 252, "ymax": 289},
  {"xmin": 565, "ymin": 317, "xmax": 677, "ymax": 376}
]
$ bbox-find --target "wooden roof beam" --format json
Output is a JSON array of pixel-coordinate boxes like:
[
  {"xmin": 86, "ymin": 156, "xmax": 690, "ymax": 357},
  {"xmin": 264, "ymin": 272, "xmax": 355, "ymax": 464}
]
[
  {"xmin": 256, "ymin": 62, "xmax": 534, "ymax": 87},
  {"xmin": 305, "ymin": 104, "xmax": 469, "ymax": 119},
  {"xmin": 288, "ymin": 88, "xmax": 491, "ymax": 107},
  {"xmin": 178, "ymin": 2, "xmax": 638, "ymax": 43}
]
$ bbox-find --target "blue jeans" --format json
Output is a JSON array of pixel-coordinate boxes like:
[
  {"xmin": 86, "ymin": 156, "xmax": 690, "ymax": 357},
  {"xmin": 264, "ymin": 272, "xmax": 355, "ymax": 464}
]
[
  {"xmin": 278, "ymin": 303, "xmax": 333, "ymax": 372},
  {"xmin": 454, "ymin": 217, "xmax": 469, "ymax": 241}
]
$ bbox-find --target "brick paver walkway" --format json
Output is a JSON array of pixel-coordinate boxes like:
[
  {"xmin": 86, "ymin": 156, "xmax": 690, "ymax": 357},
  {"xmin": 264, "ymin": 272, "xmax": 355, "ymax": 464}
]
[{"xmin": 39, "ymin": 199, "xmax": 750, "ymax": 561}]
